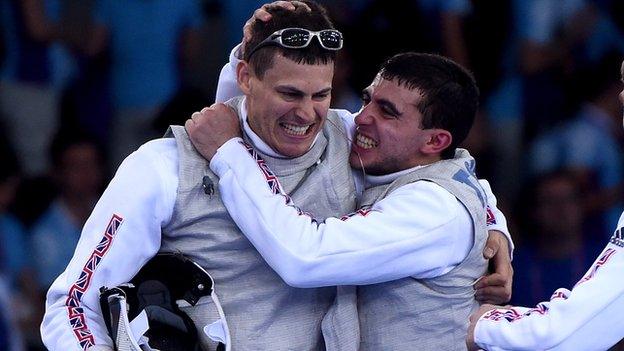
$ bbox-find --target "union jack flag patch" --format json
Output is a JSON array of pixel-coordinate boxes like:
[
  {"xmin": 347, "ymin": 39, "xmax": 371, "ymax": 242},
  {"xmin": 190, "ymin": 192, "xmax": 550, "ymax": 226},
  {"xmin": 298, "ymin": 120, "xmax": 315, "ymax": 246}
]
[
  {"xmin": 486, "ymin": 205, "xmax": 496, "ymax": 225},
  {"xmin": 66, "ymin": 214, "xmax": 124, "ymax": 350}
]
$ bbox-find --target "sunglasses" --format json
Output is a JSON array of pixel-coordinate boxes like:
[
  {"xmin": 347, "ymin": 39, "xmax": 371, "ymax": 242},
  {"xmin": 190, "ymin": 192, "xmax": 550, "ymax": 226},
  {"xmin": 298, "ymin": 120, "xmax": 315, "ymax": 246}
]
[{"xmin": 245, "ymin": 28, "xmax": 343, "ymax": 60}]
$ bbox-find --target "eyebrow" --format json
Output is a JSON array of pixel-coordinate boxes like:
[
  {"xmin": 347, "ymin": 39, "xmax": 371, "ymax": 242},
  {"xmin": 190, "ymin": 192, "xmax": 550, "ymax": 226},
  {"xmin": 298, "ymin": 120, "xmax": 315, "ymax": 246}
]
[
  {"xmin": 362, "ymin": 88, "xmax": 402, "ymax": 115},
  {"xmin": 314, "ymin": 87, "xmax": 332, "ymax": 95},
  {"xmin": 276, "ymin": 85, "xmax": 332, "ymax": 96},
  {"xmin": 378, "ymin": 98, "xmax": 402, "ymax": 116}
]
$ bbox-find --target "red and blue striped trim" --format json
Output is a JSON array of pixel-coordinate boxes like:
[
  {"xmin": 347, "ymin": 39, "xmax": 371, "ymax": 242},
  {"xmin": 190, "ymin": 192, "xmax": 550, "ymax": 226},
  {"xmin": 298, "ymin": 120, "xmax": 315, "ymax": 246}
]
[{"xmin": 65, "ymin": 214, "xmax": 123, "ymax": 350}]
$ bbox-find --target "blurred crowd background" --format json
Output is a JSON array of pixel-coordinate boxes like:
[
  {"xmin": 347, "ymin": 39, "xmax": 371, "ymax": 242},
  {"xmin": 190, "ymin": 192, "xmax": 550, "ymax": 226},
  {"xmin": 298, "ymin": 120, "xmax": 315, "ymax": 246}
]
[{"xmin": 1, "ymin": 0, "xmax": 624, "ymax": 349}]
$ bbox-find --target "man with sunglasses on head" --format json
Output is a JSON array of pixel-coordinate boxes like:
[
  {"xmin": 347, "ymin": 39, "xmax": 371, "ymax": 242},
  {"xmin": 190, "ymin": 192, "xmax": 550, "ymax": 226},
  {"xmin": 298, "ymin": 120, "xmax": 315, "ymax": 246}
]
[
  {"xmin": 42, "ymin": 2, "xmax": 352, "ymax": 350},
  {"xmin": 41, "ymin": 1, "xmax": 511, "ymax": 350},
  {"xmin": 185, "ymin": 2, "xmax": 514, "ymax": 350}
]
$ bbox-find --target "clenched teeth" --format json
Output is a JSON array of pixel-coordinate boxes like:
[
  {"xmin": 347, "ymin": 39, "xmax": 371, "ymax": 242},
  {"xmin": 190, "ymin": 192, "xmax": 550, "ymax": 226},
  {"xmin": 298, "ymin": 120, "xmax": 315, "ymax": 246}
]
[
  {"xmin": 356, "ymin": 133, "xmax": 378, "ymax": 149},
  {"xmin": 281, "ymin": 123, "xmax": 311, "ymax": 136}
]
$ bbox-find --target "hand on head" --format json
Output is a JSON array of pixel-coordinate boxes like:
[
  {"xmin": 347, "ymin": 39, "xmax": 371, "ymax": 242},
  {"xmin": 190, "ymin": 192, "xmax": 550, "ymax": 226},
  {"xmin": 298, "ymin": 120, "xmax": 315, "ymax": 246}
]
[
  {"xmin": 242, "ymin": 1, "xmax": 312, "ymax": 55},
  {"xmin": 185, "ymin": 104, "xmax": 241, "ymax": 160}
]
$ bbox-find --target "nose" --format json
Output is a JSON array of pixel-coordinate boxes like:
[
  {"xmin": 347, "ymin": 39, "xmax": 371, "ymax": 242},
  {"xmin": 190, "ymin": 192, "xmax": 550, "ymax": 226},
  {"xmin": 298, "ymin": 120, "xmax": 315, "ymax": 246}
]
[
  {"xmin": 294, "ymin": 98, "xmax": 316, "ymax": 123},
  {"xmin": 354, "ymin": 104, "xmax": 375, "ymax": 126},
  {"xmin": 619, "ymin": 89, "xmax": 624, "ymax": 107}
]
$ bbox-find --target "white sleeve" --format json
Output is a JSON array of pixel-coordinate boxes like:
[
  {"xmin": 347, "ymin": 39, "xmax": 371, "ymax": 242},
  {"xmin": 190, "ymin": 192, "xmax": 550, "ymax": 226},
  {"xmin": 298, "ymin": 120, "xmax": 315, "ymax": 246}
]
[
  {"xmin": 40, "ymin": 139, "xmax": 178, "ymax": 350},
  {"xmin": 479, "ymin": 179, "xmax": 514, "ymax": 257},
  {"xmin": 475, "ymin": 228, "xmax": 624, "ymax": 350},
  {"xmin": 210, "ymin": 138, "xmax": 473, "ymax": 287},
  {"xmin": 215, "ymin": 44, "xmax": 243, "ymax": 103}
]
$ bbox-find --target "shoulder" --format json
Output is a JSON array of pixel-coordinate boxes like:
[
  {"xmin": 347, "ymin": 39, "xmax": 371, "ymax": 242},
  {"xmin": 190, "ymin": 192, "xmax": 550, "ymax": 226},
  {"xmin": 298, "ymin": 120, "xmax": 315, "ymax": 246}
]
[
  {"xmin": 330, "ymin": 108, "xmax": 356, "ymax": 125},
  {"xmin": 112, "ymin": 138, "xmax": 180, "ymax": 202},
  {"xmin": 132, "ymin": 138, "xmax": 178, "ymax": 170},
  {"xmin": 327, "ymin": 108, "xmax": 356, "ymax": 138}
]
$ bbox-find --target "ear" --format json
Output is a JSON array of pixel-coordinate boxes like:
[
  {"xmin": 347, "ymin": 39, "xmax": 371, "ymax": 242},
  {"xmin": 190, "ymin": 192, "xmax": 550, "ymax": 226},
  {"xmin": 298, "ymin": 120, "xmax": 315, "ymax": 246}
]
[
  {"xmin": 236, "ymin": 61, "xmax": 253, "ymax": 95},
  {"xmin": 421, "ymin": 129, "xmax": 452, "ymax": 155}
]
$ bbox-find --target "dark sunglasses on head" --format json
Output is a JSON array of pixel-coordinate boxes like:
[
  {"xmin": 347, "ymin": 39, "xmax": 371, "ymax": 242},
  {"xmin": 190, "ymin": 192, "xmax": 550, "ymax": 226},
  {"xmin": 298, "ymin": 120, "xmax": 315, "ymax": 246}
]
[{"xmin": 245, "ymin": 27, "xmax": 343, "ymax": 60}]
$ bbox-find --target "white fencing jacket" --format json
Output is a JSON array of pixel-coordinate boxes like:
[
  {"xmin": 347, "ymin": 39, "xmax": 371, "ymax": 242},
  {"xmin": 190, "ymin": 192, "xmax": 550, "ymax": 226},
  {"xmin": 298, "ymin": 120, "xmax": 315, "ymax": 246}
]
[
  {"xmin": 41, "ymin": 45, "xmax": 512, "ymax": 350},
  {"xmin": 475, "ymin": 212, "xmax": 624, "ymax": 351},
  {"xmin": 211, "ymin": 137, "xmax": 508, "ymax": 287}
]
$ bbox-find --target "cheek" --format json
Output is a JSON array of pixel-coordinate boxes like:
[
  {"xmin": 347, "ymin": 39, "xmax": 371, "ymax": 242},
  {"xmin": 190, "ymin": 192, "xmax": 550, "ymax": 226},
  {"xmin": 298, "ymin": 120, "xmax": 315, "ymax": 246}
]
[{"xmin": 314, "ymin": 102, "xmax": 330, "ymax": 119}]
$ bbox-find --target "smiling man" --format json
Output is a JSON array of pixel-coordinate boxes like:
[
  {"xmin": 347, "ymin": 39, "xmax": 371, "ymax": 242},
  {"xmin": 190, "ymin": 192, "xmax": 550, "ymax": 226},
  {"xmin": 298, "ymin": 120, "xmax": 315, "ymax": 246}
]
[
  {"xmin": 188, "ymin": 51, "xmax": 508, "ymax": 350},
  {"xmin": 41, "ymin": 1, "xmax": 512, "ymax": 350},
  {"xmin": 41, "ymin": 2, "xmax": 358, "ymax": 350}
]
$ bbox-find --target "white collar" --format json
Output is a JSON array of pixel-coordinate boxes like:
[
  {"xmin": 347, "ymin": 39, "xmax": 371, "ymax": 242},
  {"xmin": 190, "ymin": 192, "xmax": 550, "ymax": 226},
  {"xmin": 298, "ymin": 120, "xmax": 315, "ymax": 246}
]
[{"xmin": 364, "ymin": 164, "xmax": 427, "ymax": 187}]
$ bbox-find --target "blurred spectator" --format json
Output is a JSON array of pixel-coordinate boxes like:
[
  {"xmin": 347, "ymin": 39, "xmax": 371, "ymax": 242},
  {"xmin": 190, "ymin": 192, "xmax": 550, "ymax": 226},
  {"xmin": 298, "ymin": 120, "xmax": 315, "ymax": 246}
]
[
  {"xmin": 86, "ymin": 0, "xmax": 204, "ymax": 168},
  {"xmin": 30, "ymin": 132, "xmax": 105, "ymax": 290},
  {"xmin": 349, "ymin": 0, "xmax": 472, "ymax": 88},
  {"xmin": 221, "ymin": 0, "xmax": 266, "ymax": 49},
  {"xmin": 0, "ymin": 276, "xmax": 24, "ymax": 351},
  {"xmin": 0, "ymin": 0, "xmax": 77, "ymax": 176},
  {"xmin": 415, "ymin": 0, "xmax": 472, "ymax": 68},
  {"xmin": 152, "ymin": 87, "xmax": 210, "ymax": 133},
  {"xmin": 464, "ymin": 0, "xmax": 511, "ymax": 99},
  {"xmin": 0, "ymin": 139, "xmax": 28, "ymax": 288},
  {"xmin": 517, "ymin": 0, "xmax": 624, "ymax": 139},
  {"xmin": 0, "ymin": 135, "xmax": 30, "ymax": 351},
  {"xmin": 511, "ymin": 171, "xmax": 604, "ymax": 306},
  {"xmin": 529, "ymin": 55, "xmax": 624, "ymax": 234}
]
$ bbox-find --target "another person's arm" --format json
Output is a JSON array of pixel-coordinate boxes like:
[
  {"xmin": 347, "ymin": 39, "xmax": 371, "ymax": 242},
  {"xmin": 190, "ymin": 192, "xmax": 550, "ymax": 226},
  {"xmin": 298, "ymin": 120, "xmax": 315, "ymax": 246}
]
[
  {"xmin": 468, "ymin": 222, "xmax": 624, "ymax": 350},
  {"xmin": 41, "ymin": 140, "xmax": 177, "ymax": 350},
  {"xmin": 210, "ymin": 137, "xmax": 475, "ymax": 287},
  {"xmin": 214, "ymin": 45, "xmax": 244, "ymax": 103},
  {"xmin": 187, "ymin": 104, "xmax": 514, "ymax": 297}
]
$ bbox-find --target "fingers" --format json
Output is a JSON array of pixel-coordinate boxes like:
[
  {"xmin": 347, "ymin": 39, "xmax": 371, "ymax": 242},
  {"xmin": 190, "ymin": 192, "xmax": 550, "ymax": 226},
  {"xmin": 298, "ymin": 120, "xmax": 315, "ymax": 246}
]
[
  {"xmin": 475, "ymin": 286, "xmax": 510, "ymax": 304},
  {"xmin": 263, "ymin": 1, "xmax": 297, "ymax": 11},
  {"xmin": 491, "ymin": 252, "xmax": 513, "ymax": 282},
  {"xmin": 474, "ymin": 271, "xmax": 512, "ymax": 304},
  {"xmin": 474, "ymin": 273, "xmax": 505, "ymax": 289},
  {"xmin": 483, "ymin": 230, "xmax": 504, "ymax": 259},
  {"xmin": 289, "ymin": 1, "xmax": 312, "ymax": 12},
  {"xmin": 187, "ymin": 105, "xmax": 215, "ymax": 132},
  {"xmin": 474, "ymin": 276, "xmax": 512, "ymax": 304},
  {"xmin": 243, "ymin": 1, "xmax": 312, "ymax": 53},
  {"xmin": 253, "ymin": 7, "xmax": 272, "ymax": 22},
  {"xmin": 184, "ymin": 118, "xmax": 195, "ymax": 135},
  {"xmin": 253, "ymin": 1, "xmax": 305, "ymax": 22}
]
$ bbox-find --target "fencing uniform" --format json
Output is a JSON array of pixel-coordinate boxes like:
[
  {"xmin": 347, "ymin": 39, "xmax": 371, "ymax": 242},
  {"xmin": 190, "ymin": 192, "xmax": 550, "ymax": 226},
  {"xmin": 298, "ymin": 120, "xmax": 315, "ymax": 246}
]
[
  {"xmin": 40, "ymin": 96, "xmax": 356, "ymax": 350},
  {"xmin": 210, "ymin": 140, "xmax": 506, "ymax": 350},
  {"xmin": 474, "ymin": 212, "xmax": 624, "ymax": 351}
]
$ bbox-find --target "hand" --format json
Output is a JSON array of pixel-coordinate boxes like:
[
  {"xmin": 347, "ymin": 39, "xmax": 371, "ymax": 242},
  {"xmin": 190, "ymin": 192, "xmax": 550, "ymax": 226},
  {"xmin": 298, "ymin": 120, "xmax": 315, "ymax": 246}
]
[
  {"xmin": 242, "ymin": 1, "xmax": 312, "ymax": 57},
  {"xmin": 185, "ymin": 104, "xmax": 241, "ymax": 160},
  {"xmin": 474, "ymin": 230, "xmax": 513, "ymax": 304},
  {"xmin": 466, "ymin": 304, "xmax": 500, "ymax": 351}
]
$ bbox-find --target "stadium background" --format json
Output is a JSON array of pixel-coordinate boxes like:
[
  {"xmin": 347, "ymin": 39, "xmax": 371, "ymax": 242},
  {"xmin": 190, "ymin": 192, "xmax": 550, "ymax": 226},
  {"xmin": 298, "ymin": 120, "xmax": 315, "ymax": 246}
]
[{"xmin": 1, "ymin": 0, "xmax": 624, "ymax": 349}]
